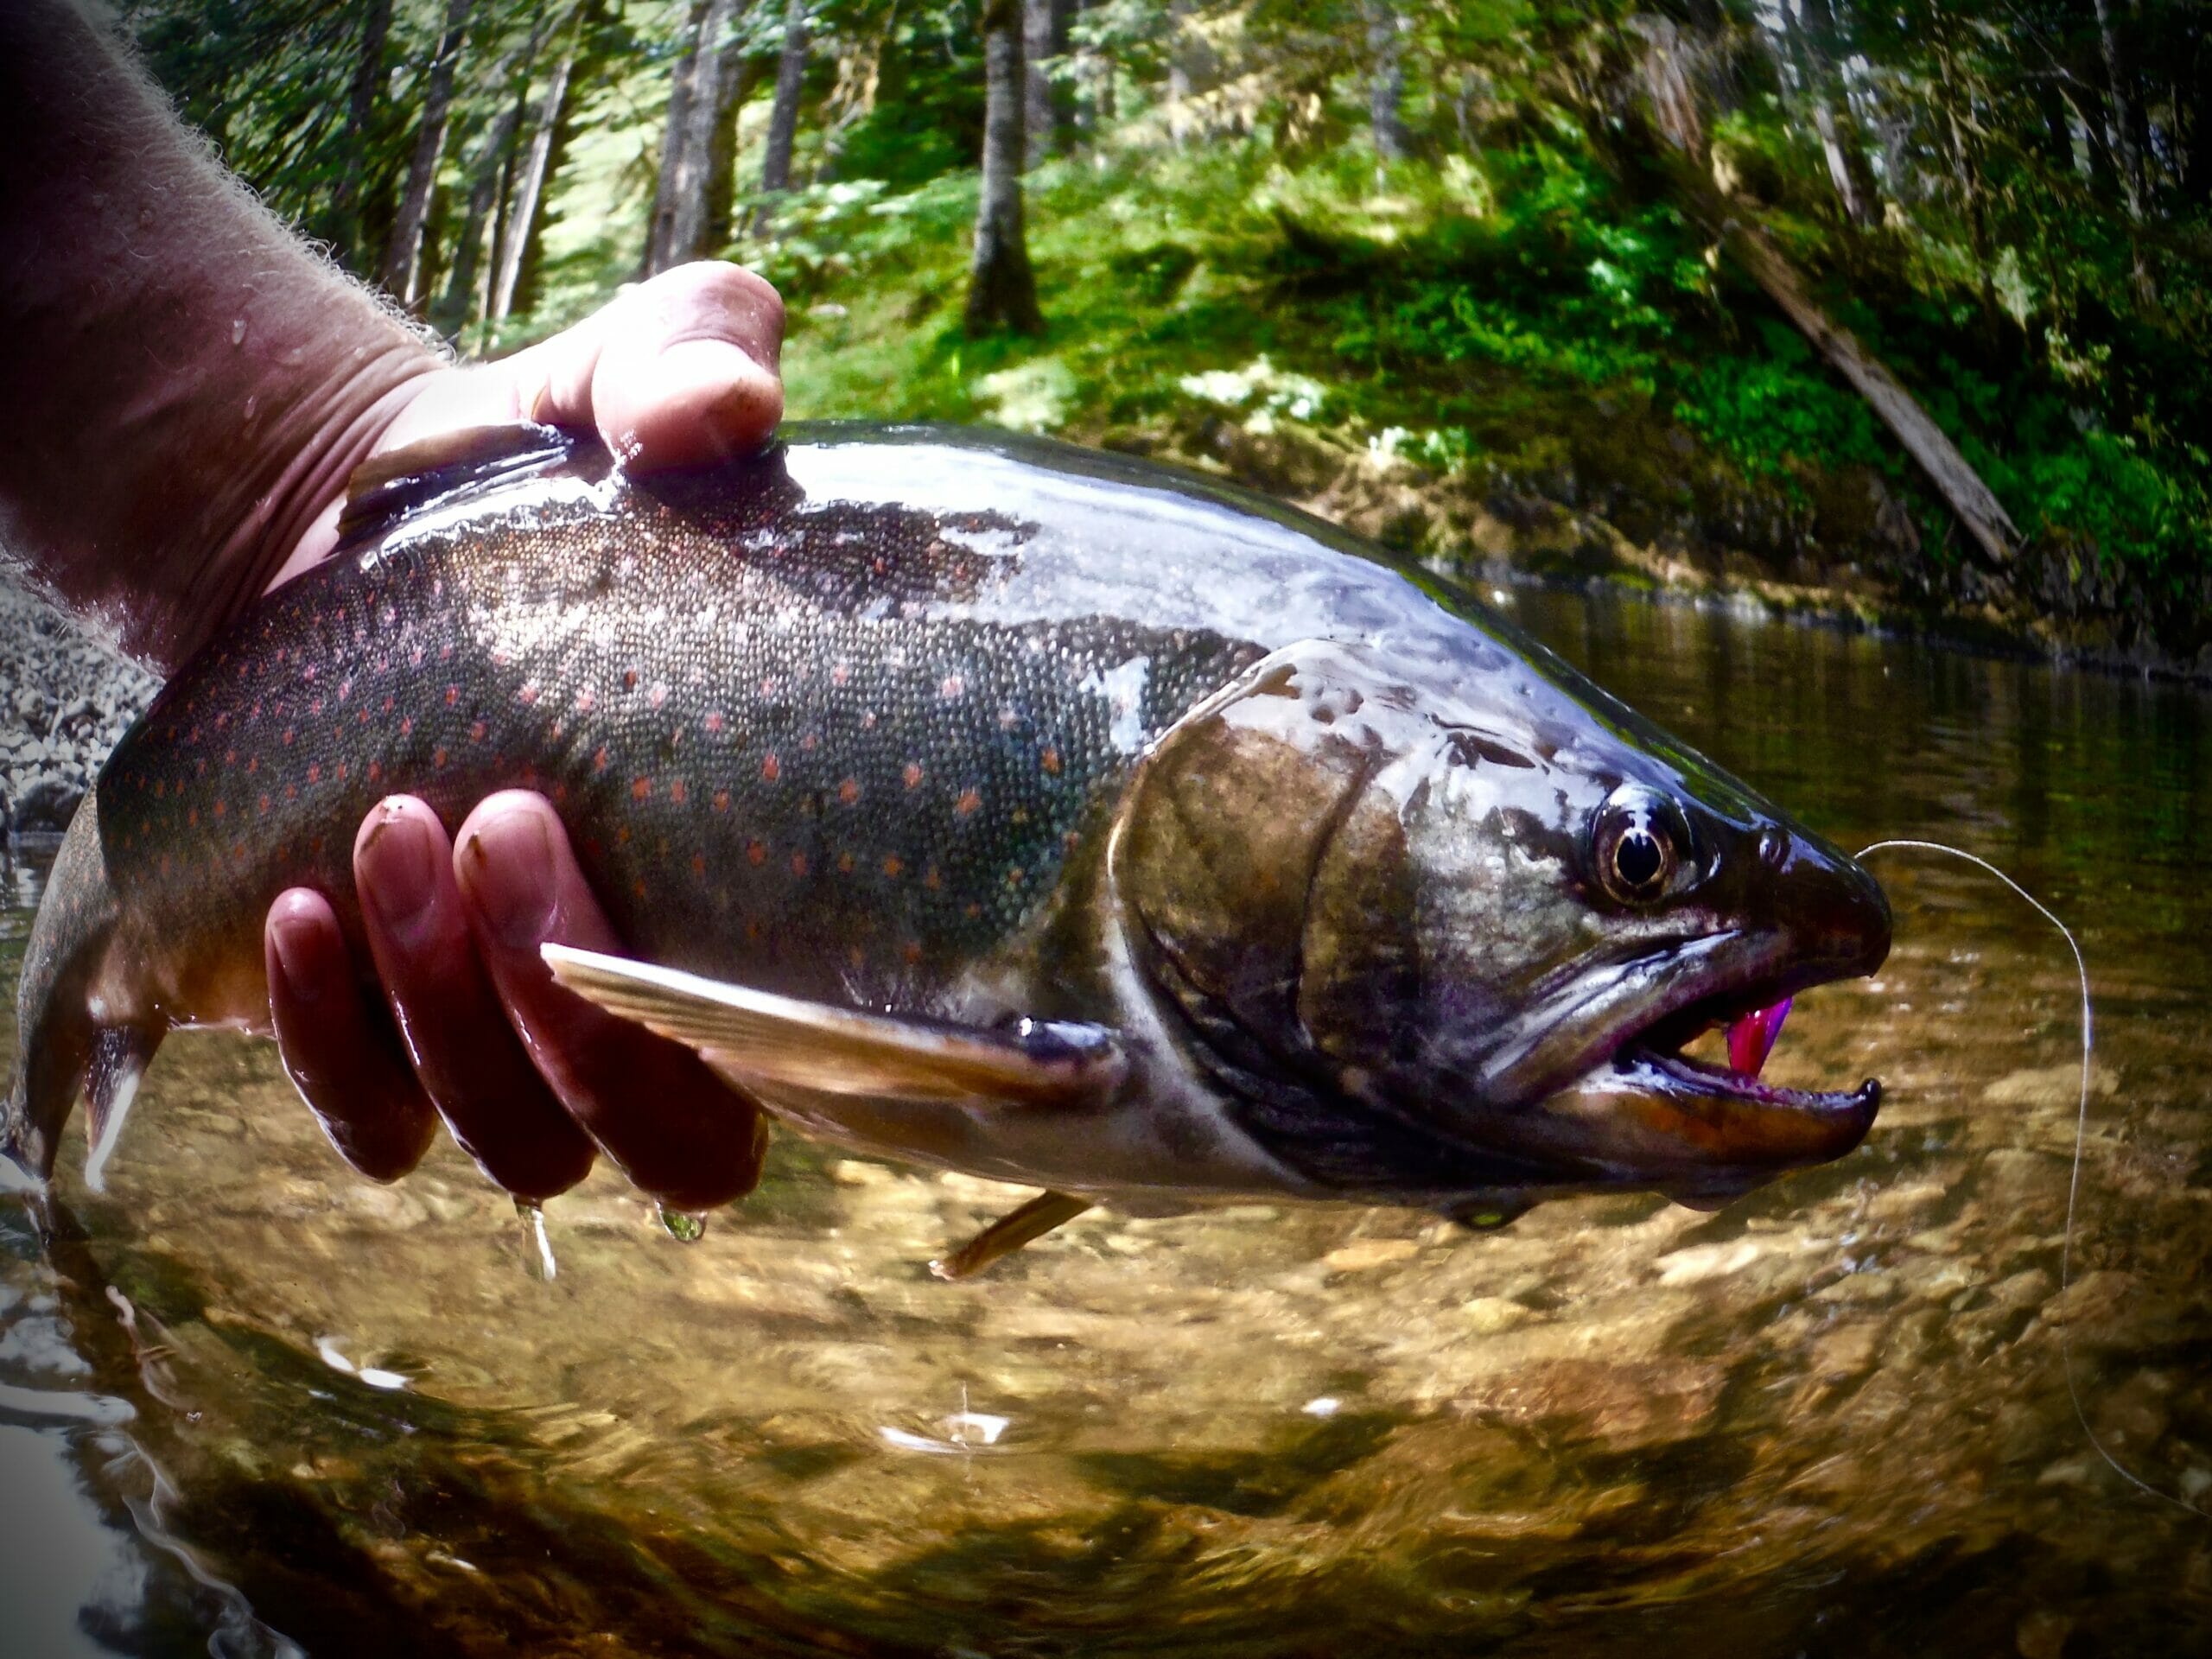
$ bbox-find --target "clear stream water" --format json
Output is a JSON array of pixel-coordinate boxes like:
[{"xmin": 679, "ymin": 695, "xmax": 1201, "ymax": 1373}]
[{"xmin": 2, "ymin": 587, "xmax": 2208, "ymax": 1656}]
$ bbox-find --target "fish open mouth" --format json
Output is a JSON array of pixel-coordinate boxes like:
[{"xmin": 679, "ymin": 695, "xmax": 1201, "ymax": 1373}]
[{"xmin": 1595, "ymin": 969, "xmax": 1882, "ymax": 1180}]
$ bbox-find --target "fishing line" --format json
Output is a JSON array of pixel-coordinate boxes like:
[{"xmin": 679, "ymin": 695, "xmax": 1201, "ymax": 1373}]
[{"xmin": 1856, "ymin": 838, "xmax": 2205, "ymax": 1519}]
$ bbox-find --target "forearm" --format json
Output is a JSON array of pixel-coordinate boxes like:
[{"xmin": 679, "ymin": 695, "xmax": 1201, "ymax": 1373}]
[{"xmin": 0, "ymin": 0, "xmax": 441, "ymax": 671}]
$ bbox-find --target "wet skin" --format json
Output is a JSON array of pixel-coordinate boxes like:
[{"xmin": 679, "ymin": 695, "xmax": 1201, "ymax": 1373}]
[{"xmin": 7, "ymin": 425, "xmax": 1889, "ymax": 1223}]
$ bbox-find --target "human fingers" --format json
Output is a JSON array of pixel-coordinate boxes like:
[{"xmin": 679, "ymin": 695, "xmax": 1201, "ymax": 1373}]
[
  {"xmin": 524, "ymin": 261, "xmax": 785, "ymax": 470},
  {"xmin": 451, "ymin": 791, "xmax": 769, "ymax": 1211},
  {"xmin": 264, "ymin": 888, "xmax": 439, "ymax": 1181},
  {"xmin": 353, "ymin": 797, "xmax": 598, "ymax": 1202}
]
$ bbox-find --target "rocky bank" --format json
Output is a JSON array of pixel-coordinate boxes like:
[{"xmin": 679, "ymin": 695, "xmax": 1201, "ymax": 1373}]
[{"xmin": 0, "ymin": 579, "xmax": 159, "ymax": 843}]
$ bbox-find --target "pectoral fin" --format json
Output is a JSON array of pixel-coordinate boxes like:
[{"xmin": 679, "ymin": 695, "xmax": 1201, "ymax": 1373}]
[
  {"xmin": 540, "ymin": 945, "xmax": 1126, "ymax": 1107},
  {"xmin": 931, "ymin": 1190, "xmax": 1096, "ymax": 1280}
]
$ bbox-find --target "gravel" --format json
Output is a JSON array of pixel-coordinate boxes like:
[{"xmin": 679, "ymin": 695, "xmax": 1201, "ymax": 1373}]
[{"xmin": 0, "ymin": 579, "xmax": 160, "ymax": 843}]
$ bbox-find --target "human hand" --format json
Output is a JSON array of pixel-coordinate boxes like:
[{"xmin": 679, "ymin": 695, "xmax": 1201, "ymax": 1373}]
[{"xmin": 262, "ymin": 264, "xmax": 783, "ymax": 1210}]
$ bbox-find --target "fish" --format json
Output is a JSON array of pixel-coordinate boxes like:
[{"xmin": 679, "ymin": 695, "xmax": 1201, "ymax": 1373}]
[{"xmin": 4, "ymin": 423, "xmax": 1889, "ymax": 1274}]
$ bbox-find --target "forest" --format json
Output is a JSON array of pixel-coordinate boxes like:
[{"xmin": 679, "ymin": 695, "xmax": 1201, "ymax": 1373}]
[{"xmin": 123, "ymin": 0, "xmax": 2212, "ymax": 671}]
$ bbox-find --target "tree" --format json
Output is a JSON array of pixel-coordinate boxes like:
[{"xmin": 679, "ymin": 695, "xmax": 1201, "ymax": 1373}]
[
  {"xmin": 1023, "ymin": 0, "xmax": 1073, "ymax": 162},
  {"xmin": 965, "ymin": 0, "xmax": 1044, "ymax": 334},
  {"xmin": 1364, "ymin": 0, "xmax": 1408, "ymax": 164},
  {"xmin": 645, "ymin": 0, "xmax": 747, "ymax": 275},
  {"xmin": 491, "ymin": 16, "xmax": 583, "ymax": 324},
  {"xmin": 760, "ymin": 0, "xmax": 813, "ymax": 200},
  {"xmin": 381, "ymin": 0, "xmax": 477, "ymax": 306}
]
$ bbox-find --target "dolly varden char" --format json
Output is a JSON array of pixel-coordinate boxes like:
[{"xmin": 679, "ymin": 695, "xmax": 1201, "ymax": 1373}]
[{"xmin": 9, "ymin": 423, "xmax": 1891, "ymax": 1243}]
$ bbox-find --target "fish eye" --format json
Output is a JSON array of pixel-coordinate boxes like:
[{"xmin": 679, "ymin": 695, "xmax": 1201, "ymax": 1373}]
[{"xmin": 1591, "ymin": 785, "xmax": 1688, "ymax": 906}]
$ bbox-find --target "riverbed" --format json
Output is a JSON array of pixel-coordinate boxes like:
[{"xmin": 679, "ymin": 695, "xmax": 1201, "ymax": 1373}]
[{"xmin": 3, "ymin": 585, "xmax": 2208, "ymax": 1655}]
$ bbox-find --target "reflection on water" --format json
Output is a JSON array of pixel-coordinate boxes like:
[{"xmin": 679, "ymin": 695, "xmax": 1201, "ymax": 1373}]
[{"xmin": 3, "ymin": 590, "xmax": 2209, "ymax": 1655}]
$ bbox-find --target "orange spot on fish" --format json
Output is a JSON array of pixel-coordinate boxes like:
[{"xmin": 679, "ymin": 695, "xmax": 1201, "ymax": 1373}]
[
  {"xmin": 924, "ymin": 866, "xmax": 942, "ymax": 891},
  {"xmin": 956, "ymin": 788, "xmax": 982, "ymax": 816},
  {"xmin": 691, "ymin": 854, "xmax": 707, "ymax": 877},
  {"xmin": 1041, "ymin": 747, "xmax": 1061, "ymax": 774},
  {"xmin": 187, "ymin": 807, "xmax": 197, "ymax": 826},
  {"xmin": 712, "ymin": 789, "xmax": 730, "ymax": 812},
  {"xmin": 668, "ymin": 779, "xmax": 687, "ymax": 804},
  {"xmin": 903, "ymin": 762, "xmax": 924, "ymax": 789},
  {"xmin": 593, "ymin": 747, "xmax": 608, "ymax": 772},
  {"xmin": 902, "ymin": 941, "xmax": 924, "ymax": 965},
  {"xmin": 307, "ymin": 763, "xmax": 321, "ymax": 784},
  {"xmin": 575, "ymin": 690, "xmax": 594, "ymax": 713},
  {"xmin": 940, "ymin": 673, "xmax": 964, "ymax": 699},
  {"xmin": 964, "ymin": 902, "xmax": 982, "ymax": 919},
  {"xmin": 258, "ymin": 794, "xmax": 270, "ymax": 814},
  {"xmin": 283, "ymin": 728, "xmax": 295, "ymax": 746},
  {"xmin": 704, "ymin": 712, "xmax": 723, "ymax": 735},
  {"xmin": 800, "ymin": 733, "xmax": 817, "ymax": 753},
  {"xmin": 838, "ymin": 851, "xmax": 855, "ymax": 874},
  {"xmin": 1006, "ymin": 867, "xmax": 1025, "ymax": 887},
  {"xmin": 213, "ymin": 799, "xmax": 226, "ymax": 819},
  {"xmin": 882, "ymin": 854, "xmax": 903, "ymax": 878},
  {"xmin": 790, "ymin": 852, "xmax": 809, "ymax": 876},
  {"xmin": 838, "ymin": 778, "xmax": 860, "ymax": 804},
  {"xmin": 470, "ymin": 721, "xmax": 486, "ymax": 743},
  {"xmin": 761, "ymin": 753, "xmax": 780, "ymax": 782},
  {"xmin": 831, "ymin": 660, "xmax": 851, "ymax": 687},
  {"xmin": 433, "ymin": 747, "xmax": 448, "ymax": 768},
  {"xmin": 633, "ymin": 879, "xmax": 648, "ymax": 899},
  {"xmin": 747, "ymin": 840, "xmax": 766, "ymax": 866},
  {"xmin": 623, "ymin": 669, "xmax": 639, "ymax": 691},
  {"xmin": 518, "ymin": 683, "xmax": 538, "ymax": 706},
  {"xmin": 632, "ymin": 777, "xmax": 652, "ymax": 801},
  {"xmin": 445, "ymin": 685, "xmax": 459, "ymax": 707},
  {"xmin": 224, "ymin": 748, "xmax": 236, "ymax": 766},
  {"xmin": 400, "ymin": 717, "xmax": 413, "ymax": 736},
  {"xmin": 650, "ymin": 684, "xmax": 667, "ymax": 709}
]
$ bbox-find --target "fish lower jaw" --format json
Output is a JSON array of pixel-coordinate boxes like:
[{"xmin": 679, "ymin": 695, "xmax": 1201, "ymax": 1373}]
[{"xmin": 1618, "ymin": 1044, "xmax": 1881, "ymax": 1119}]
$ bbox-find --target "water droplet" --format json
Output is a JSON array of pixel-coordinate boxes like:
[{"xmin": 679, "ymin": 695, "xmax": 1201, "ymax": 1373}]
[
  {"xmin": 230, "ymin": 317, "xmax": 247, "ymax": 346},
  {"xmin": 514, "ymin": 1197, "xmax": 557, "ymax": 1281},
  {"xmin": 658, "ymin": 1204, "xmax": 706, "ymax": 1243}
]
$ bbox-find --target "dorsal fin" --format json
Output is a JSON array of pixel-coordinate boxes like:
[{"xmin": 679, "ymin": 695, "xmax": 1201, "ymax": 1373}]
[
  {"xmin": 337, "ymin": 423, "xmax": 592, "ymax": 547},
  {"xmin": 540, "ymin": 945, "xmax": 1126, "ymax": 1106}
]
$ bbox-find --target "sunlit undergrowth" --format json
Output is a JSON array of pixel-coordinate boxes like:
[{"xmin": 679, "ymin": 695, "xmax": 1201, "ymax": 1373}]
[{"xmin": 709, "ymin": 135, "xmax": 2205, "ymax": 639}]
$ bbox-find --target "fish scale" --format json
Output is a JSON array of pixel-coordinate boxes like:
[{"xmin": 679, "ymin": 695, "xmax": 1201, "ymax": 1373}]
[{"xmin": 104, "ymin": 454, "xmax": 1250, "ymax": 1009}]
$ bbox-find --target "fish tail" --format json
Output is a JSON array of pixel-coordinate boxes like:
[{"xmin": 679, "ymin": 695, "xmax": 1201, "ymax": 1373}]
[{"xmin": 4, "ymin": 788, "xmax": 157, "ymax": 1185}]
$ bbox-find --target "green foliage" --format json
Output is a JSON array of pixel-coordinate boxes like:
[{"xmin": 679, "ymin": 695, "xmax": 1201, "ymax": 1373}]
[{"xmin": 128, "ymin": 0, "xmax": 2212, "ymax": 648}]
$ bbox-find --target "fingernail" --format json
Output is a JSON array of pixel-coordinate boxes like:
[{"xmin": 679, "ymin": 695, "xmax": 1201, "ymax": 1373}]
[
  {"xmin": 461, "ymin": 805, "xmax": 556, "ymax": 949},
  {"xmin": 268, "ymin": 906, "xmax": 325, "ymax": 1004},
  {"xmin": 656, "ymin": 335, "xmax": 757, "ymax": 397},
  {"xmin": 358, "ymin": 804, "xmax": 440, "ymax": 935}
]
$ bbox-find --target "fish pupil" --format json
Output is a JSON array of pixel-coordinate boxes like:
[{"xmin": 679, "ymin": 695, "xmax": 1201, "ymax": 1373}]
[{"xmin": 1615, "ymin": 829, "xmax": 1665, "ymax": 893}]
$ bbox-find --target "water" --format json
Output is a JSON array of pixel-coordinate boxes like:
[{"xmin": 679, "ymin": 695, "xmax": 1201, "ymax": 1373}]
[{"xmin": 3, "ymin": 588, "xmax": 2209, "ymax": 1655}]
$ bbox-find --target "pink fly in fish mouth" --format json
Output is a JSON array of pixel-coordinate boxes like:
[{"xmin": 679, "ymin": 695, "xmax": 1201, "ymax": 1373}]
[{"xmin": 1726, "ymin": 996, "xmax": 1794, "ymax": 1078}]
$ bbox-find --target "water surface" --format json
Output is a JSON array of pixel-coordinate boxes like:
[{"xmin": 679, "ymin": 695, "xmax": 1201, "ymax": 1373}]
[{"xmin": 3, "ymin": 588, "xmax": 2209, "ymax": 1655}]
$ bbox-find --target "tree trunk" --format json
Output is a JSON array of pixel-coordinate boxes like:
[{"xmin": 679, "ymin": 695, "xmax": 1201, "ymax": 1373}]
[
  {"xmin": 1786, "ymin": 0, "xmax": 1877, "ymax": 228},
  {"xmin": 333, "ymin": 0, "xmax": 395, "ymax": 260},
  {"xmin": 760, "ymin": 0, "xmax": 811, "ymax": 198},
  {"xmin": 2090, "ymin": 0, "xmax": 2157, "ymax": 300},
  {"xmin": 965, "ymin": 0, "xmax": 1043, "ymax": 336},
  {"xmin": 1625, "ymin": 84, "xmax": 2018, "ymax": 565},
  {"xmin": 1364, "ymin": 0, "xmax": 1408, "ymax": 164},
  {"xmin": 645, "ymin": 0, "xmax": 746, "ymax": 274},
  {"xmin": 1719, "ymin": 218, "xmax": 2018, "ymax": 563},
  {"xmin": 380, "ymin": 0, "xmax": 475, "ymax": 307},
  {"xmin": 2090, "ymin": 0, "xmax": 2148, "ymax": 222},
  {"xmin": 491, "ymin": 35, "xmax": 578, "ymax": 324},
  {"xmin": 433, "ymin": 25, "xmax": 547, "ymax": 340},
  {"xmin": 1022, "ymin": 0, "xmax": 1071, "ymax": 164}
]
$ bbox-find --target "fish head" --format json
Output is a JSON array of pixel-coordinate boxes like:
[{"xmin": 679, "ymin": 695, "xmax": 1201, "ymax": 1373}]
[{"xmin": 1116, "ymin": 635, "xmax": 1890, "ymax": 1210}]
